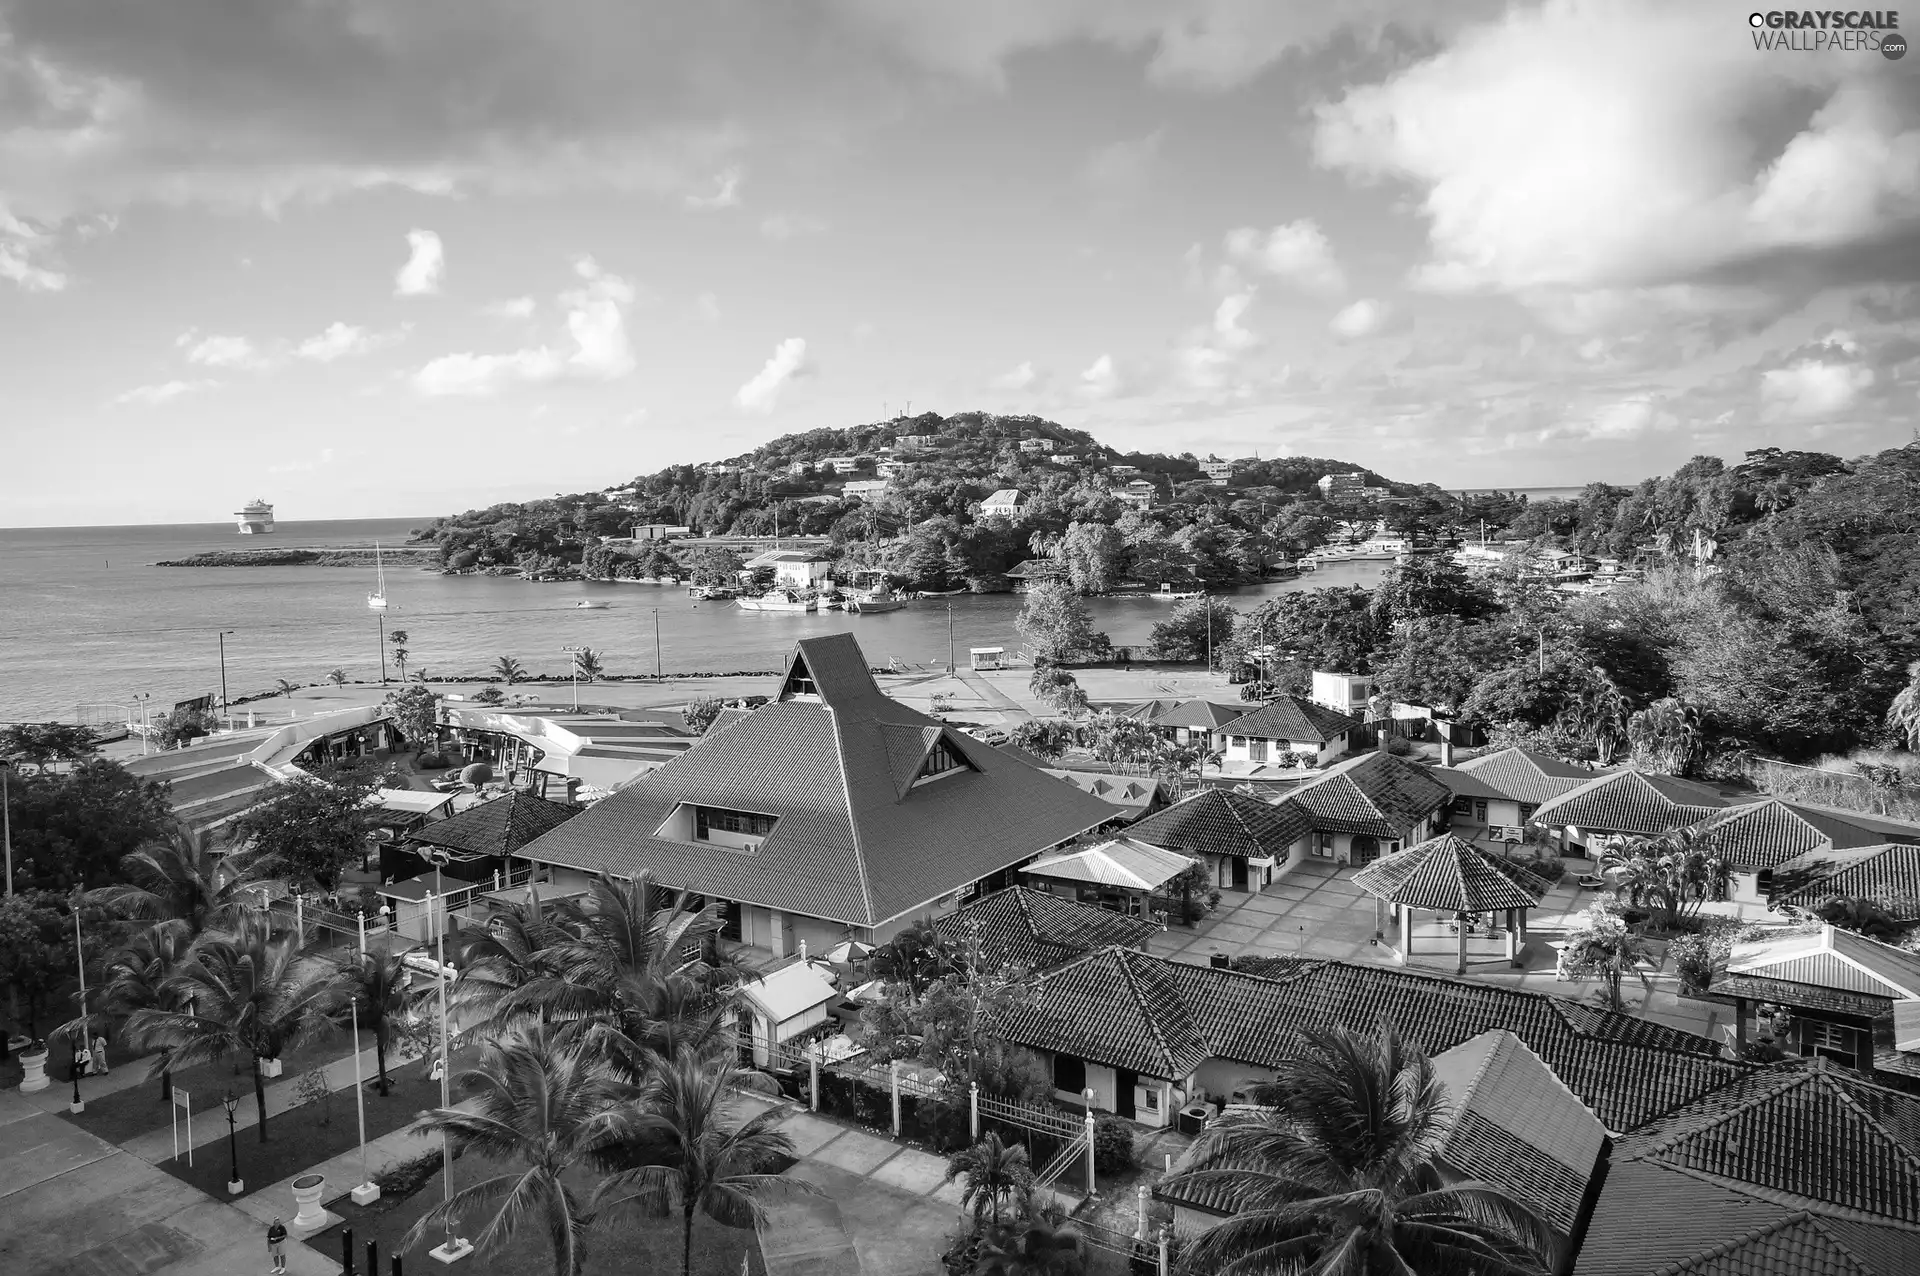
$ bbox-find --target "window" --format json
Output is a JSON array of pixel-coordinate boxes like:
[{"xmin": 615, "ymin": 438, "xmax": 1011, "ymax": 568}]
[
  {"xmin": 1802, "ymin": 1020, "xmax": 1851, "ymax": 1051},
  {"xmin": 1313, "ymin": 831, "xmax": 1337, "ymax": 860},
  {"xmin": 1473, "ymin": 800, "xmax": 1488, "ymax": 823},
  {"xmin": 1142, "ymin": 1087, "xmax": 1161, "ymax": 1113},
  {"xmin": 1054, "ymin": 1055, "xmax": 1086, "ymax": 1094},
  {"xmin": 1452, "ymin": 797, "xmax": 1474, "ymax": 816},
  {"xmin": 1518, "ymin": 803, "xmax": 1537, "ymax": 822},
  {"xmin": 695, "ymin": 807, "xmax": 777, "ymax": 840},
  {"xmin": 915, "ymin": 739, "xmax": 973, "ymax": 784}
]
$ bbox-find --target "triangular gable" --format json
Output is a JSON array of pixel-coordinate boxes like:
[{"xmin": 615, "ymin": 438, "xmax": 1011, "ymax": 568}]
[
  {"xmin": 1728, "ymin": 928, "xmax": 1920, "ymax": 1001},
  {"xmin": 777, "ymin": 646, "xmax": 822, "ymax": 701}
]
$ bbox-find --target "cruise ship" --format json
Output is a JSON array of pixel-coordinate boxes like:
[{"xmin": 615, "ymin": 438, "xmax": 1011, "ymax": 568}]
[{"xmin": 235, "ymin": 499, "xmax": 275, "ymax": 534}]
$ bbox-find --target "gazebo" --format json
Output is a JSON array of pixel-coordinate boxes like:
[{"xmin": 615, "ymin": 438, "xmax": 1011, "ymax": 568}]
[
  {"xmin": 1023, "ymin": 836, "xmax": 1199, "ymax": 918},
  {"xmin": 1352, "ymin": 833, "xmax": 1543, "ymax": 973},
  {"xmin": 392, "ymin": 789, "xmax": 582, "ymax": 886}
]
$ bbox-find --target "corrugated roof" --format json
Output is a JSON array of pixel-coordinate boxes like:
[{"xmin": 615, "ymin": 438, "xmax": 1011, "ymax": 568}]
[
  {"xmin": 1352, "ymin": 833, "xmax": 1543, "ymax": 913},
  {"xmin": 1455, "ymin": 747, "xmax": 1602, "ymax": 805},
  {"xmin": 1534, "ymin": 769, "xmax": 1730, "ymax": 835},
  {"xmin": 516, "ymin": 633, "xmax": 1114, "ymax": 926},
  {"xmin": 407, "ymin": 791, "xmax": 581, "ymax": 858},
  {"xmin": 1779, "ymin": 845, "xmax": 1920, "ymax": 921},
  {"xmin": 1024, "ymin": 838, "xmax": 1198, "ymax": 891},
  {"xmin": 1218, "ymin": 696, "xmax": 1360, "ymax": 744},
  {"xmin": 1274, "ymin": 751, "xmax": 1454, "ymax": 840},
  {"xmin": 1127, "ymin": 788, "xmax": 1312, "ymax": 860},
  {"xmin": 1721, "ymin": 926, "xmax": 1920, "ymax": 1003},
  {"xmin": 932, "ymin": 886, "xmax": 1159, "ymax": 973}
]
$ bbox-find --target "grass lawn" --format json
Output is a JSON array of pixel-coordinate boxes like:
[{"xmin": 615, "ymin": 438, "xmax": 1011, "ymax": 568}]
[
  {"xmin": 56, "ymin": 1027, "xmax": 385, "ymax": 1147},
  {"xmin": 312, "ymin": 1155, "xmax": 767, "ymax": 1276},
  {"xmin": 155, "ymin": 1063, "xmax": 470, "ymax": 1199}
]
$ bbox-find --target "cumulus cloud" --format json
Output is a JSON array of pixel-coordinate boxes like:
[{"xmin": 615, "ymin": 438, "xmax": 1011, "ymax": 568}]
[
  {"xmin": 178, "ymin": 331, "xmax": 263, "ymax": 370},
  {"xmin": 0, "ymin": 207, "xmax": 66, "ymax": 291},
  {"xmin": 686, "ymin": 168, "xmax": 743, "ymax": 210},
  {"xmin": 734, "ymin": 337, "xmax": 810, "ymax": 413},
  {"xmin": 1311, "ymin": 0, "xmax": 1920, "ymax": 308},
  {"xmin": 1762, "ymin": 359, "xmax": 1875, "ymax": 420},
  {"xmin": 1224, "ymin": 222, "xmax": 1345, "ymax": 296},
  {"xmin": 413, "ymin": 256, "xmax": 636, "ymax": 396},
  {"xmin": 1177, "ymin": 293, "xmax": 1260, "ymax": 388},
  {"xmin": 1078, "ymin": 353, "xmax": 1123, "ymax": 400},
  {"xmin": 1330, "ymin": 298, "xmax": 1388, "ymax": 339},
  {"xmin": 990, "ymin": 360, "xmax": 1038, "ymax": 391},
  {"xmin": 395, "ymin": 229, "xmax": 444, "ymax": 296},
  {"xmin": 294, "ymin": 321, "xmax": 406, "ymax": 362},
  {"xmin": 113, "ymin": 379, "xmax": 216, "ymax": 406},
  {"xmin": 482, "ymin": 296, "xmax": 536, "ymax": 319},
  {"xmin": 759, "ymin": 213, "xmax": 825, "ymax": 240}
]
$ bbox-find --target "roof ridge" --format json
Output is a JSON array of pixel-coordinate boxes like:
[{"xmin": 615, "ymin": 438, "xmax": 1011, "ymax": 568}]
[
  {"xmin": 1623, "ymin": 1065, "xmax": 1815, "ymax": 1161},
  {"xmin": 1647, "ymin": 1211, "xmax": 1855, "ymax": 1276},
  {"xmin": 827, "ymin": 700, "xmax": 877, "ymax": 925},
  {"xmin": 1115, "ymin": 947, "xmax": 1180, "ymax": 1075}
]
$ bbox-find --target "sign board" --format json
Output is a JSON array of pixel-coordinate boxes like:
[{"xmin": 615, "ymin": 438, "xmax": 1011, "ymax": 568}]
[
  {"xmin": 1493, "ymin": 825, "xmax": 1525, "ymax": 843},
  {"xmin": 173, "ymin": 694, "xmax": 213, "ymax": 715}
]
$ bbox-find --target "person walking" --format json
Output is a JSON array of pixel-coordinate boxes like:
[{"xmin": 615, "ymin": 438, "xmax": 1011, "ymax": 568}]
[
  {"xmin": 72, "ymin": 1036, "xmax": 92, "ymax": 1079},
  {"xmin": 91, "ymin": 1032, "xmax": 110, "ymax": 1076},
  {"xmin": 266, "ymin": 1218, "xmax": 288, "ymax": 1273}
]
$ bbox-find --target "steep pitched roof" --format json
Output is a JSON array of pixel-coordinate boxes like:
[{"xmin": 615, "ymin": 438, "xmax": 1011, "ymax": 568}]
[
  {"xmin": 1006, "ymin": 947, "xmax": 1746, "ymax": 1129},
  {"xmin": 516, "ymin": 633, "xmax": 1114, "ymax": 926},
  {"xmin": 1533, "ymin": 769, "xmax": 1730, "ymax": 835},
  {"xmin": 1714, "ymin": 925, "xmax": 1920, "ymax": 1004},
  {"xmin": 1150, "ymin": 700, "xmax": 1247, "ymax": 731},
  {"xmin": 1614, "ymin": 1060, "xmax": 1920, "ymax": 1226},
  {"xmin": 931, "ymin": 886, "xmax": 1159, "ymax": 973},
  {"xmin": 1127, "ymin": 787, "xmax": 1313, "ymax": 860},
  {"xmin": 1431, "ymin": 1030, "xmax": 1609, "ymax": 1238},
  {"xmin": 406, "ymin": 791, "xmax": 581, "ymax": 859},
  {"xmin": 1691, "ymin": 799, "xmax": 1917, "ymax": 871},
  {"xmin": 1352, "ymin": 833, "xmax": 1544, "ymax": 914},
  {"xmin": 1274, "ymin": 751, "xmax": 1454, "ymax": 840},
  {"xmin": 1024, "ymin": 838, "xmax": 1198, "ymax": 892},
  {"xmin": 1778, "ymin": 845, "xmax": 1920, "ymax": 920},
  {"xmin": 1218, "ymin": 696, "xmax": 1359, "ymax": 743},
  {"xmin": 1454, "ymin": 746, "xmax": 1601, "ymax": 805}
]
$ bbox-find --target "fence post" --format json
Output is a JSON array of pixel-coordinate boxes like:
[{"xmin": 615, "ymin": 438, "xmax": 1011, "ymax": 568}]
[
  {"xmin": 1136, "ymin": 1186, "xmax": 1148, "ymax": 1239},
  {"xmin": 969, "ymin": 1081, "xmax": 980, "ymax": 1141},
  {"xmin": 809, "ymin": 1042, "xmax": 820, "ymax": 1113},
  {"xmin": 1158, "ymin": 1225, "xmax": 1170, "ymax": 1276},
  {"xmin": 1084, "ymin": 1090, "xmax": 1097, "ymax": 1198},
  {"xmin": 890, "ymin": 1060, "xmax": 902, "ymax": 1137},
  {"xmin": 295, "ymin": 893, "xmax": 304, "ymax": 938}
]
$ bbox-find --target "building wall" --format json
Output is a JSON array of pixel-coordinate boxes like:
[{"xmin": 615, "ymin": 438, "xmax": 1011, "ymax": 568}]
[{"xmin": 1221, "ymin": 734, "xmax": 1333, "ymax": 768}]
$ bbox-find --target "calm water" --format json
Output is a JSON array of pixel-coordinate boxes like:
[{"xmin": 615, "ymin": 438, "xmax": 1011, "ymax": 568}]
[{"xmin": 0, "ymin": 520, "xmax": 1387, "ymax": 720}]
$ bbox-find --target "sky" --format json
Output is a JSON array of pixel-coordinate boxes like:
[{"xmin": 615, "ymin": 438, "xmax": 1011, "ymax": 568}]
[{"xmin": 1, "ymin": 0, "xmax": 1918, "ymax": 526}]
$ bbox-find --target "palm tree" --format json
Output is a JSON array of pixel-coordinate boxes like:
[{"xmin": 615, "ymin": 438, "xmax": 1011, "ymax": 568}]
[
  {"xmin": 89, "ymin": 820, "xmax": 259, "ymax": 940},
  {"xmin": 597, "ymin": 1051, "xmax": 817, "ymax": 1276},
  {"xmin": 1889, "ymin": 661, "xmax": 1920, "ymax": 750},
  {"xmin": 124, "ymin": 912, "xmax": 344, "ymax": 1141},
  {"xmin": 88, "ymin": 921, "xmax": 195, "ymax": 1103},
  {"xmin": 336, "ymin": 942, "xmax": 422, "ymax": 1096},
  {"xmin": 945, "ymin": 1133, "xmax": 1035, "ymax": 1227},
  {"xmin": 453, "ymin": 887, "xmax": 573, "ymax": 1037},
  {"xmin": 1625, "ymin": 697, "xmax": 1702, "ymax": 776},
  {"xmin": 389, "ymin": 629, "xmax": 411, "ymax": 683},
  {"xmin": 493, "ymin": 656, "xmax": 526, "ymax": 685},
  {"xmin": 1597, "ymin": 828, "xmax": 1730, "ymax": 932},
  {"xmin": 1559, "ymin": 906, "xmax": 1655, "ymax": 1011},
  {"xmin": 974, "ymin": 1217, "xmax": 1087, "ymax": 1276},
  {"xmin": 1167, "ymin": 1022, "xmax": 1554, "ymax": 1276},
  {"xmin": 275, "ymin": 679, "xmax": 300, "ymax": 711},
  {"xmin": 573, "ymin": 647, "xmax": 605, "ymax": 684},
  {"xmin": 328, "ymin": 669, "xmax": 349, "ymax": 688},
  {"xmin": 403, "ymin": 1024, "xmax": 619, "ymax": 1276}
]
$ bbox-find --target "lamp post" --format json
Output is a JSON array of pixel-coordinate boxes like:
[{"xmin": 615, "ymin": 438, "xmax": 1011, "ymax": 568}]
[
  {"xmin": 2, "ymin": 759, "xmax": 12, "ymax": 897},
  {"xmin": 424, "ymin": 887, "xmax": 471, "ymax": 1262},
  {"xmin": 133, "ymin": 693, "xmax": 152, "ymax": 756},
  {"xmin": 223, "ymin": 1090, "xmax": 243, "ymax": 1194},
  {"xmin": 216, "ymin": 630, "xmax": 236, "ymax": 728},
  {"xmin": 561, "ymin": 645, "xmax": 585, "ymax": 712},
  {"xmin": 652, "ymin": 609, "xmax": 663, "ymax": 684}
]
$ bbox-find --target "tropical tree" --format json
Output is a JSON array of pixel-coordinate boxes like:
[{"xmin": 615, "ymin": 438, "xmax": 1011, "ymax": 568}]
[
  {"xmin": 1889, "ymin": 660, "xmax": 1920, "ymax": 750},
  {"xmin": 0, "ymin": 723, "xmax": 101, "ymax": 773},
  {"xmin": 389, "ymin": 629, "xmax": 411, "ymax": 683},
  {"xmin": 453, "ymin": 888, "xmax": 575, "ymax": 1037},
  {"xmin": 1558, "ymin": 906, "xmax": 1656, "ymax": 1011},
  {"xmin": 89, "ymin": 820, "xmax": 258, "ymax": 939},
  {"xmin": 336, "ymin": 942, "xmax": 424, "ymax": 1096},
  {"xmin": 403, "ymin": 1024, "xmax": 620, "ymax": 1276},
  {"xmin": 945, "ymin": 1133, "xmax": 1035, "ymax": 1226},
  {"xmin": 1167, "ymin": 1022, "xmax": 1554, "ymax": 1276},
  {"xmin": 493, "ymin": 656, "xmax": 526, "ymax": 685},
  {"xmin": 1597, "ymin": 828, "xmax": 1730, "ymax": 932},
  {"xmin": 327, "ymin": 669, "xmax": 349, "ymax": 688},
  {"xmin": 228, "ymin": 778, "xmax": 371, "ymax": 892},
  {"xmin": 1015, "ymin": 584, "xmax": 1104, "ymax": 663},
  {"xmin": 974, "ymin": 1216, "xmax": 1087, "ymax": 1276},
  {"xmin": 1812, "ymin": 895, "xmax": 1905, "ymax": 940},
  {"xmin": 597, "ymin": 1051, "xmax": 816, "ymax": 1276},
  {"xmin": 0, "ymin": 890, "xmax": 69, "ymax": 1037},
  {"xmin": 1626, "ymin": 697, "xmax": 1703, "ymax": 776},
  {"xmin": 87, "ymin": 920, "xmax": 194, "ymax": 1101},
  {"xmin": 867, "ymin": 918, "xmax": 961, "ymax": 1000},
  {"xmin": 473, "ymin": 685, "xmax": 506, "ymax": 706},
  {"xmin": 382, "ymin": 683, "xmax": 442, "ymax": 757},
  {"xmin": 572, "ymin": 648, "xmax": 606, "ymax": 684},
  {"xmin": 275, "ymin": 679, "xmax": 300, "ymax": 711},
  {"xmin": 682, "ymin": 697, "xmax": 723, "ymax": 735},
  {"xmin": 125, "ymin": 912, "xmax": 344, "ymax": 1140},
  {"xmin": 1007, "ymin": 719, "xmax": 1074, "ymax": 760}
]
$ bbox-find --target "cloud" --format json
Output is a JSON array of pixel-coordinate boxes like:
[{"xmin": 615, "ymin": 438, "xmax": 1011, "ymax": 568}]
[
  {"xmin": 412, "ymin": 256, "xmax": 636, "ymax": 396},
  {"xmin": 759, "ymin": 213, "xmax": 825, "ymax": 240},
  {"xmin": 1761, "ymin": 358, "xmax": 1875, "ymax": 420},
  {"xmin": 1177, "ymin": 292, "xmax": 1260, "ymax": 389},
  {"xmin": 482, "ymin": 296, "xmax": 536, "ymax": 320},
  {"xmin": 1311, "ymin": 0, "xmax": 1920, "ymax": 309},
  {"xmin": 0, "ymin": 207, "xmax": 67, "ymax": 290},
  {"xmin": 1330, "ymin": 298, "xmax": 1388, "ymax": 339},
  {"xmin": 294, "ymin": 321, "xmax": 406, "ymax": 362},
  {"xmin": 113, "ymin": 379, "xmax": 216, "ymax": 406},
  {"xmin": 990, "ymin": 360, "xmax": 1038, "ymax": 391},
  {"xmin": 1081, "ymin": 129, "xmax": 1165, "ymax": 195},
  {"xmin": 734, "ymin": 337, "xmax": 810, "ymax": 414},
  {"xmin": 178, "ymin": 331, "xmax": 262, "ymax": 370},
  {"xmin": 394, "ymin": 229, "xmax": 444, "ymax": 296},
  {"xmin": 686, "ymin": 167, "xmax": 743, "ymax": 210},
  {"xmin": 1224, "ymin": 221, "xmax": 1345, "ymax": 296},
  {"xmin": 1077, "ymin": 353, "xmax": 1123, "ymax": 401}
]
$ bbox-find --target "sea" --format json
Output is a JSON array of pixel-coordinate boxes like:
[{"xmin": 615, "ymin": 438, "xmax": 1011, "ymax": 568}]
[{"xmin": 0, "ymin": 519, "xmax": 1389, "ymax": 722}]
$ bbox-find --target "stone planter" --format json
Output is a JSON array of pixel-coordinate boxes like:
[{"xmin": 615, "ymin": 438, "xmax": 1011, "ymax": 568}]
[
  {"xmin": 290, "ymin": 1174, "xmax": 327, "ymax": 1229},
  {"xmin": 258, "ymin": 1057, "xmax": 283, "ymax": 1079},
  {"xmin": 17, "ymin": 1049, "xmax": 49, "ymax": 1093}
]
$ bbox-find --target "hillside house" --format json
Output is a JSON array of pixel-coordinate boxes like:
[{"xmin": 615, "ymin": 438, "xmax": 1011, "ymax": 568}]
[
  {"xmin": 1217, "ymin": 695, "xmax": 1358, "ymax": 771},
  {"xmin": 1309, "ymin": 670, "xmax": 1376, "ymax": 718},
  {"xmin": 1433, "ymin": 747, "xmax": 1601, "ymax": 843},
  {"xmin": 979, "ymin": 489, "xmax": 1024, "ymax": 517},
  {"xmin": 1530, "ymin": 770, "xmax": 1731, "ymax": 855},
  {"xmin": 1117, "ymin": 479, "xmax": 1157, "ymax": 509},
  {"xmin": 841, "ymin": 479, "xmax": 889, "ymax": 501}
]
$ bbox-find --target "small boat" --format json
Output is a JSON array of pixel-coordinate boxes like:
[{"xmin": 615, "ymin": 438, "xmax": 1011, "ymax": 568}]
[
  {"xmin": 736, "ymin": 590, "xmax": 817, "ymax": 613},
  {"xmin": 848, "ymin": 586, "xmax": 911, "ymax": 614},
  {"xmin": 575, "ymin": 600, "xmax": 611, "ymax": 610},
  {"xmin": 917, "ymin": 587, "xmax": 967, "ymax": 597},
  {"xmin": 1150, "ymin": 583, "xmax": 1205, "ymax": 601},
  {"xmin": 367, "ymin": 542, "xmax": 389, "ymax": 611}
]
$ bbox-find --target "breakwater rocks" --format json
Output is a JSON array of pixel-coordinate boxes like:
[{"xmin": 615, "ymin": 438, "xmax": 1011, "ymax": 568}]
[{"xmin": 156, "ymin": 548, "xmax": 441, "ymax": 568}]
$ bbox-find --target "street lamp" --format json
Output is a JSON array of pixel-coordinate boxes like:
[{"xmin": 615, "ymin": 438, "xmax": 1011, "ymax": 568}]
[
  {"xmin": 216, "ymin": 630, "xmax": 236, "ymax": 728},
  {"xmin": 132, "ymin": 693, "xmax": 152, "ymax": 756},
  {"xmin": 561, "ymin": 645, "xmax": 586, "ymax": 712},
  {"xmin": 223, "ymin": 1090, "xmax": 243, "ymax": 1194}
]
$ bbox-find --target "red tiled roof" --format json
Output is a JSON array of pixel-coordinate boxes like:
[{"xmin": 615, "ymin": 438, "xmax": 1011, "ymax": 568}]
[
  {"xmin": 1126, "ymin": 788, "xmax": 1313, "ymax": 860},
  {"xmin": 1691, "ymin": 799, "xmax": 1914, "ymax": 872},
  {"xmin": 1352, "ymin": 833, "xmax": 1543, "ymax": 913},
  {"xmin": 1004, "ymin": 946, "xmax": 1745, "ymax": 1130},
  {"xmin": 517, "ymin": 633, "xmax": 1115, "ymax": 926},
  {"xmin": 1150, "ymin": 700, "xmax": 1247, "ymax": 731},
  {"xmin": 1218, "ymin": 695, "xmax": 1359, "ymax": 744},
  {"xmin": 1274, "ymin": 751, "xmax": 1454, "ymax": 840},
  {"xmin": 932, "ymin": 886, "xmax": 1160, "ymax": 973},
  {"xmin": 1651, "ymin": 1212, "xmax": 1880, "ymax": 1276},
  {"xmin": 1454, "ymin": 746, "xmax": 1601, "ymax": 805},
  {"xmin": 1778, "ymin": 845, "xmax": 1920, "ymax": 920},
  {"xmin": 407, "ymin": 791, "xmax": 580, "ymax": 859},
  {"xmin": 1533, "ymin": 769, "xmax": 1730, "ymax": 836}
]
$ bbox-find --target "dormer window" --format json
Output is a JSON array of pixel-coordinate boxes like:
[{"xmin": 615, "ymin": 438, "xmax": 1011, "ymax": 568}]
[
  {"xmin": 657, "ymin": 802, "xmax": 778, "ymax": 851},
  {"xmin": 778, "ymin": 654, "xmax": 820, "ymax": 701},
  {"xmin": 912, "ymin": 739, "xmax": 974, "ymax": 787}
]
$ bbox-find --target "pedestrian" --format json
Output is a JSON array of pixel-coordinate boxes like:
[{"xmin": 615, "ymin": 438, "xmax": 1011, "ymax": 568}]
[
  {"xmin": 73, "ymin": 1036, "xmax": 92, "ymax": 1078},
  {"xmin": 91, "ymin": 1031, "xmax": 110, "ymax": 1076},
  {"xmin": 266, "ymin": 1218, "xmax": 288, "ymax": 1273}
]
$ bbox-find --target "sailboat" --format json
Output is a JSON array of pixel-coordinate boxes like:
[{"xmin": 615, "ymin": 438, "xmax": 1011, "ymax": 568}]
[{"xmin": 367, "ymin": 542, "xmax": 389, "ymax": 611}]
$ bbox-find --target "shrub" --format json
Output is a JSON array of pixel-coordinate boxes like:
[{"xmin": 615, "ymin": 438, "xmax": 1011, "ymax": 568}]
[
  {"xmin": 1093, "ymin": 1114, "xmax": 1135, "ymax": 1174},
  {"xmin": 294, "ymin": 1068, "xmax": 332, "ymax": 1124},
  {"xmin": 1385, "ymin": 735, "xmax": 1415, "ymax": 757},
  {"xmin": 374, "ymin": 1149, "xmax": 452, "ymax": 1200},
  {"xmin": 1668, "ymin": 933, "xmax": 1721, "ymax": 993},
  {"xmin": 415, "ymin": 752, "xmax": 449, "ymax": 770},
  {"xmin": 459, "ymin": 762, "xmax": 494, "ymax": 786}
]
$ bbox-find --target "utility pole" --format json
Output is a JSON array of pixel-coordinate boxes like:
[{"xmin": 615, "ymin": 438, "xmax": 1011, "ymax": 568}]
[
  {"xmin": 652, "ymin": 609, "xmax": 663, "ymax": 683},
  {"xmin": 377, "ymin": 615, "xmax": 388, "ymax": 684},
  {"xmin": 216, "ymin": 630, "xmax": 235, "ymax": 728},
  {"xmin": 947, "ymin": 604, "xmax": 955, "ymax": 675},
  {"xmin": 1538, "ymin": 626, "xmax": 1547, "ymax": 675},
  {"xmin": 562, "ymin": 646, "xmax": 586, "ymax": 712},
  {"xmin": 2, "ymin": 761, "xmax": 12, "ymax": 898}
]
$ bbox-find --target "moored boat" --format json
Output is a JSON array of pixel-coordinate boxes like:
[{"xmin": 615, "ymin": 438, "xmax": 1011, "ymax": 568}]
[{"xmin": 736, "ymin": 590, "xmax": 817, "ymax": 613}]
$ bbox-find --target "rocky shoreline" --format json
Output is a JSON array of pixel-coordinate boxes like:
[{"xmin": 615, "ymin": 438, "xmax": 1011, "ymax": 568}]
[{"xmin": 155, "ymin": 547, "xmax": 441, "ymax": 568}]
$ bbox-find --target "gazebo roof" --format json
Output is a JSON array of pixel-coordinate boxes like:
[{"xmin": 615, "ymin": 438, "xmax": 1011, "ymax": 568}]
[
  {"xmin": 407, "ymin": 790, "xmax": 582, "ymax": 859},
  {"xmin": 1352, "ymin": 833, "xmax": 1543, "ymax": 914},
  {"xmin": 1024, "ymin": 837, "xmax": 1197, "ymax": 893}
]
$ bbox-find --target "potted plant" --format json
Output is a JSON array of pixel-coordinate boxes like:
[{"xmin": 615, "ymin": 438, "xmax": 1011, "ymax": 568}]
[
  {"xmin": 290, "ymin": 1173, "xmax": 328, "ymax": 1230},
  {"xmin": 16, "ymin": 1038, "xmax": 50, "ymax": 1093}
]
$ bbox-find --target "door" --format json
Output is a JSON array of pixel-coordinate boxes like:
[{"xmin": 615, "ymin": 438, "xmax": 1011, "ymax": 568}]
[
  {"xmin": 1230, "ymin": 857, "xmax": 1249, "ymax": 891},
  {"xmin": 1115, "ymin": 1069, "xmax": 1137, "ymax": 1119},
  {"xmin": 1351, "ymin": 835, "xmax": 1381, "ymax": 866}
]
